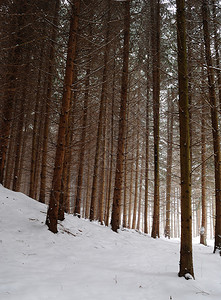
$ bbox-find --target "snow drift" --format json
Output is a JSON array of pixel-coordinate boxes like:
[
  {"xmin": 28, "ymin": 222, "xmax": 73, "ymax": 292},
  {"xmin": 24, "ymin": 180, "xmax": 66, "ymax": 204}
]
[{"xmin": 0, "ymin": 185, "xmax": 221, "ymax": 300}]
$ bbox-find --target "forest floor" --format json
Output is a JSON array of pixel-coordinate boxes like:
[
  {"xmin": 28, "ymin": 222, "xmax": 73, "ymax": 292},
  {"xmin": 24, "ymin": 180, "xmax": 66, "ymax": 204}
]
[{"xmin": 0, "ymin": 185, "xmax": 221, "ymax": 300}]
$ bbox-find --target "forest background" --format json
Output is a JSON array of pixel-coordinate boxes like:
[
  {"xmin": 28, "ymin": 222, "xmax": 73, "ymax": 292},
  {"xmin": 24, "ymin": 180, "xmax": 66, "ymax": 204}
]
[{"xmin": 0, "ymin": 0, "xmax": 220, "ymax": 279}]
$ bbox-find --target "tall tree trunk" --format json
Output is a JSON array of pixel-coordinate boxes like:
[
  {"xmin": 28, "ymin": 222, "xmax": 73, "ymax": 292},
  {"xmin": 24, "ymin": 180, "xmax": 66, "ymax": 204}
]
[
  {"xmin": 4, "ymin": 108, "xmax": 17, "ymax": 189},
  {"xmin": 90, "ymin": 0, "xmax": 111, "ymax": 221},
  {"xmin": 123, "ymin": 109, "xmax": 129, "ymax": 228},
  {"xmin": 144, "ymin": 68, "xmax": 150, "ymax": 234},
  {"xmin": 29, "ymin": 44, "xmax": 45, "ymax": 199},
  {"xmin": 58, "ymin": 108, "xmax": 72, "ymax": 221},
  {"xmin": 132, "ymin": 121, "xmax": 140, "ymax": 229},
  {"xmin": 98, "ymin": 118, "xmax": 107, "ymax": 224},
  {"xmin": 128, "ymin": 145, "xmax": 134, "ymax": 229},
  {"xmin": 176, "ymin": 0, "xmax": 194, "ymax": 279},
  {"xmin": 105, "ymin": 48, "xmax": 116, "ymax": 227},
  {"xmin": 202, "ymin": 0, "xmax": 221, "ymax": 253},
  {"xmin": 85, "ymin": 147, "xmax": 92, "ymax": 219},
  {"xmin": 151, "ymin": 0, "xmax": 161, "ymax": 239},
  {"xmin": 211, "ymin": 0, "xmax": 221, "ymax": 108},
  {"xmin": 12, "ymin": 86, "xmax": 26, "ymax": 191},
  {"xmin": 33, "ymin": 78, "xmax": 47, "ymax": 199},
  {"xmin": 137, "ymin": 143, "xmax": 145, "ymax": 231},
  {"xmin": 74, "ymin": 57, "xmax": 91, "ymax": 217},
  {"xmin": 200, "ymin": 62, "xmax": 207, "ymax": 246},
  {"xmin": 16, "ymin": 115, "xmax": 29, "ymax": 191},
  {"xmin": 39, "ymin": 0, "xmax": 60, "ymax": 204},
  {"xmin": 46, "ymin": 0, "xmax": 80, "ymax": 233},
  {"xmin": 165, "ymin": 93, "xmax": 174, "ymax": 238},
  {"xmin": 111, "ymin": 0, "xmax": 130, "ymax": 232}
]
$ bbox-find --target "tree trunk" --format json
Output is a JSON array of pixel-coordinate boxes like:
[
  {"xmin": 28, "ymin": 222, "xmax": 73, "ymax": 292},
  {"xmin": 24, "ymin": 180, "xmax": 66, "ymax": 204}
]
[
  {"xmin": 144, "ymin": 67, "xmax": 150, "ymax": 234},
  {"xmin": 46, "ymin": 0, "xmax": 80, "ymax": 233},
  {"xmin": 29, "ymin": 44, "xmax": 45, "ymax": 199},
  {"xmin": 137, "ymin": 143, "xmax": 145, "ymax": 231},
  {"xmin": 12, "ymin": 87, "xmax": 26, "ymax": 191},
  {"xmin": 176, "ymin": 0, "xmax": 194, "ymax": 279},
  {"xmin": 151, "ymin": 0, "xmax": 161, "ymax": 239},
  {"xmin": 165, "ymin": 93, "xmax": 174, "ymax": 238},
  {"xmin": 202, "ymin": 0, "xmax": 221, "ymax": 253},
  {"xmin": 74, "ymin": 56, "xmax": 91, "ymax": 217},
  {"xmin": 90, "ymin": 0, "xmax": 111, "ymax": 221},
  {"xmin": 132, "ymin": 120, "xmax": 140, "ymax": 229},
  {"xmin": 111, "ymin": 0, "xmax": 130, "ymax": 232},
  {"xmin": 105, "ymin": 47, "xmax": 116, "ymax": 227},
  {"xmin": 128, "ymin": 146, "xmax": 134, "ymax": 229},
  {"xmin": 123, "ymin": 109, "xmax": 129, "ymax": 228},
  {"xmin": 211, "ymin": 0, "xmax": 221, "ymax": 108},
  {"xmin": 4, "ymin": 107, "xmax": 17, "ymax": 189},
  {"xmin": 200, "ymin": 64, "xmax": 207, "ymax": 246},
  {"xmin": 39, "ymin": 0, "xmax": 60, "ymax": 204}
]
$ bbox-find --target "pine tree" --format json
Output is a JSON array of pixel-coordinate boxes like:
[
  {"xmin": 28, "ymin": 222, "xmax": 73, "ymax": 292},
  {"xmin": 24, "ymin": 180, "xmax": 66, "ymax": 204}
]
[
  {"xmin": 111, "ymin": 0, "xmax": 130, "ymax": 232},
  {"xmin": 46, "ymin": 0, "xmax": 80, "ymax": 233},
  {"xmin": 176, "ymin": 0, "xmax": 194, "ymax": 279}
]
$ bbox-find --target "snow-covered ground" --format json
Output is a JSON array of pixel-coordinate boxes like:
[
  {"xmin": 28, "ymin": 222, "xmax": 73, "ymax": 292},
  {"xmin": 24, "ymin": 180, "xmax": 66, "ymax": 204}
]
[{"xmin": 0, "ymin": 185, "xmax": 221, "ymax": 300}]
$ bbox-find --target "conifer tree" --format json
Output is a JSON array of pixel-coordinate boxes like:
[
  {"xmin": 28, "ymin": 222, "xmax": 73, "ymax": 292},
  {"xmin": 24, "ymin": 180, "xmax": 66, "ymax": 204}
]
[{"xmin": 176, "ymin": 0, "xmax": 194, "ymax": 279}]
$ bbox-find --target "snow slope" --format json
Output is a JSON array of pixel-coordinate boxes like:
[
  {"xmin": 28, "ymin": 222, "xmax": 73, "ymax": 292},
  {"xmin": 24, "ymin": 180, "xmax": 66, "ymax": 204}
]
[{"xmin": 0, "ymin": 185, "xmax": 221, "ymax": 300}]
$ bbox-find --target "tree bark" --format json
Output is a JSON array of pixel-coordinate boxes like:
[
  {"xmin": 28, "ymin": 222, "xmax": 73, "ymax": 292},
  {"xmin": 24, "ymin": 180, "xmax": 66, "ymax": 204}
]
[
  {"xmin": 211, "ymin": 0, "xmax": 221, "ymax": 108},
  {"xmin": 39, "ymin": 0, "xmax": 60, "ymax": 204},
  {"xmin": 144, "ymin": 65, "xmax": 150, "ymax": 234},
  {"xmin": 151, "ymin": 0, "xmax": 161, "ymax": 239},
  {"xmin": 74, "ymin": 56, "xmax": 91, "ymax": 217},
  {"xmin": 111, "ymin": 0, "xmax": 130, "ymax": 232},
  {"xmin": 176, "ymin": 0, "xmax": 194, "ymax": 279},
  {"xmin": 105, "ymin": 47, "xmax": 116, "ymax": 227},
  {"xmin": 200, "ymin": 63, "xmax": 207, "ymax": 246},
  {"xmin": 46, "ymin": 0, "xmax": 80, "ymax": 233},
  {"xmin": 132, "ymin": 118, "xmax": 140, "ymax": 229},
  {"xmin": 202, "ymin": 0, "xmax": 221, "ymax": 253},
  {"xmin": 90, "ymin": 0, "xmax": 111, "ymax": 221},
  {"xmin": 165, "ymin": 93, "xmax": 174, "ymax": 238}
]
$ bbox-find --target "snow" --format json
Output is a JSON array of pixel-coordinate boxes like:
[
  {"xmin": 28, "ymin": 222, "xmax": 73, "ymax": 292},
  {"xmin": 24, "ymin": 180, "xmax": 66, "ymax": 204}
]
[{"xmin": 0, "ymin": 185, "xmax": 221, "ymax": 300}]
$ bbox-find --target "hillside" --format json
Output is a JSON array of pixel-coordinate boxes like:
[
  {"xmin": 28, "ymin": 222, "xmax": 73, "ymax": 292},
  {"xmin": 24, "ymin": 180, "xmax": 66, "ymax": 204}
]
[{"xmin": 0, "ymin": 185, "xmax": 220, "ymax": 300}]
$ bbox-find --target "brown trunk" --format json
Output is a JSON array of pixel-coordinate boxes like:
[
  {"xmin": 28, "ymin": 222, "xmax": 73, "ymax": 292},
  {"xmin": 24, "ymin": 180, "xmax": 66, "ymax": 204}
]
[
  {"xmin": 165, "ymin": 93, "xmax": 174, "ymax": 238},
  {"xmin": 84, "ymin": 156, "xmax": 91, "ymax": 219},
  {"xmin": 137, "ymin": 143, "xmax": 145, "ymax": 231},
  {"xmin": 128, "ymin": 147, "xmax": 134, "ymax": 229},
  {"xmin": 151, "ymin": 0, "xmax": 160, "ymax": 239},
  {"xmin": 202, "ymin": 0, "xmax": 221, "ymax": 252},
  {"xmin": 46, "ymin": 0, "xmax": 80, "ymax": 233},
  {"xmin": 74, "ymin": 57, "xmax": 91, "ymax": 217},
  {"xmin": 90, "ymin": 1, "xmax": 111, "ymax": 221},
  {"xmin": 111, "ymin": 0, "xmax": 130, "ymax": 232},
  {"xmin": 39, "ymin": 0, "xmax": 60, "ymax": 204},
  {"xmin": 98, "ymin": 120, "xmax": 107, "ymax": 224},
  {"xmin": 123, "ymin": 109, "xmax": 129, "ymax": 228},
  {"xmin": 144, "ymin": 68, "xmax": 150, "ymax": 234},
  {"xmin": 29, "ymin": 44, "xmax": 45, "ymax": 199},
  {"xmin": 4, "ymin": 108, "xmax": 17, "ymax": 189},
  {"xmin": 105, "ymin": 48, "xmax": 116, "ymax": 227},
  {"xmin": 58, "ymin": 108, "xmax": 72, "ymax": 221},
  {"xmin": 16, "ymin": 117, "xmax": 29, "ymax": 191},
  {"xmin": 33, "ymin": 78, "xmax": 47, "ymax": 199},
  {"xmin": 176, "ymin": 0, "xmax": 194, "ymax": 279},
  {"xmin": 12, "ymin": 88, "xmax": 26, "ymax": 191},
  {"xmin": 132, "ymin": 122, "xmax": 140, "ymax": 229},
  {"xmin": 211, "ymin": 0, "xmax": 221, "ymax": 108},
  {"xmin": 200, "ymin": 65, "xmax": 207, "ymax": 246}
]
